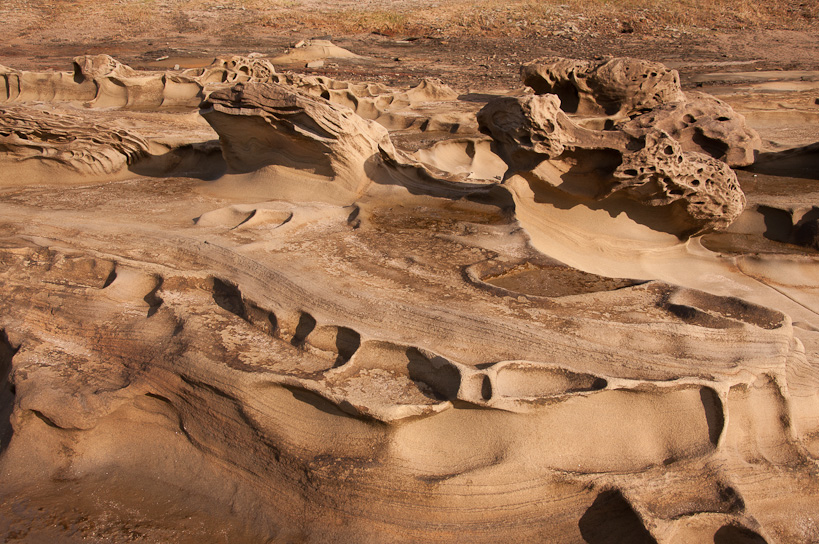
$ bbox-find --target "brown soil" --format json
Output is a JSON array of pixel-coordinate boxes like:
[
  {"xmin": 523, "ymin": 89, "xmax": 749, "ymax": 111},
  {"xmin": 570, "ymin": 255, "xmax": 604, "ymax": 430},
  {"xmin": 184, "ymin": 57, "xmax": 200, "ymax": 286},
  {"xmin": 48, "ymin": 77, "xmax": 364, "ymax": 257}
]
[{"xmin": 1, "ymin": 1, "xmax": 817, "ymax": 91}]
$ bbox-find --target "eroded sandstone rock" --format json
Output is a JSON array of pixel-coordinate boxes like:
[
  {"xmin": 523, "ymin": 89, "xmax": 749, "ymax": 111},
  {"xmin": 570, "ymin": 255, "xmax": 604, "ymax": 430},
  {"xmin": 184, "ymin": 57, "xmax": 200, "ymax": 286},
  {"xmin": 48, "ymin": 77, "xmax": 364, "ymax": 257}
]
[
  {"xmin": 521, "ymin": 56, "xmax": 686, "ymax": 116},
  {"xmin": 0, "ymin": 105, "xmax": 150, "ymax": 177},
  {"xmin": 610, "ymin": 131, "xmax": 745, "ymax": 231},
  {"xmin": 201, "ymin": 83, "xmax": 396, "ymax": 193},
  {"xmin": 619, "ymin": 92, "xmax": 762, "ymax": 167},
  {"xmin": 478, "ymin": 93, "xmax": 745, "ymax": 233},
  {"xmin": 521, "ymin": 57, "xmax": 761, "ymax": 167}
]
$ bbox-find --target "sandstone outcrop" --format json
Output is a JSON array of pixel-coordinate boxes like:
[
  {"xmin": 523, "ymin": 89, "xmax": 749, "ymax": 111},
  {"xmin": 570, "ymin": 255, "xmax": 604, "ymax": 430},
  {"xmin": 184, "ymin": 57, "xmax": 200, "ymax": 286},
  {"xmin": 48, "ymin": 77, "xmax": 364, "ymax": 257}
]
[
  {"xmin": 0, "ymin": 54, "xmax": 282, "ymax": 109},
  {"xmin": 522, "ymin": 57, "xmax": 761, "ymax": 167},
  {"xmin": 619, "ymin": 91, "xmax": 762, "ymax": 167},
  {"xmin": 201, "ymin": 82, "xmax": 397, "ymax": 195},
  {"xmin": 520, "ymin": 56, "xmax": 686, "ymax": 116},
  {"xmin": 1, "ymin": 57, "xmax": 472, "ymax": 136},
  {"xmin": 0, "ymin": 104, "xmax": 150, "ymax": 178},
  {"xmin": 478, "ymin": 93, "xmax": 745, "ymax": 233},
  {"xmin": 1, "ymin": 54, "xmax": 818, "ymax": 544}
]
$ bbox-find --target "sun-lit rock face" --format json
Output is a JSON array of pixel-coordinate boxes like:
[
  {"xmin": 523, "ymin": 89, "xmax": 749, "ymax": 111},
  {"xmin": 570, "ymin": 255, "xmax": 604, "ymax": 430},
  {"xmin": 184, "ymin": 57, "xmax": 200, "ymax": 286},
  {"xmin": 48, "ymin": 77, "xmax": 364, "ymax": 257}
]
[
  {"xmin": 521, "ymin": 56, "xmax": 686, "ymax": 116},
  {"xmin": 201, "ymin": 82, "xmax": 397, "ymax": 194},
  {"xmin": 0, "ymin": 104, "xmax": 150, "ymax": 176},
  {"xmin": 618, "ymin": 91, "xmax": 762, "ymax": 167},
  {"xmin": 521, "ymin": 57, "xmax": 761, "ymax": 167},
  {"xmin": 477, "ymin": 93, "xmax": 745, "ymax": 234},
  {"xmin": 1, "ymin": 54, "xmax": 818, "ymax": 544}
]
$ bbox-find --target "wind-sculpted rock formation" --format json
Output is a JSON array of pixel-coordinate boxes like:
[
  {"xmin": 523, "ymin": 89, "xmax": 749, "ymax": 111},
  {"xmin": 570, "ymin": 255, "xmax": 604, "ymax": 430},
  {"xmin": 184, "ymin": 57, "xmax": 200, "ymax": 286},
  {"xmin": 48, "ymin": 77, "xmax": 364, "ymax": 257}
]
[
  {"xmin": 201, "ymin": 82, "xmax": 397, "ymax": 198},
  {"xmin": 1, "ymin": 53, "xmax": 819, "ymax": 544},
  {"xmin": 520, "ymin": 57, "xmax": 686, "ymax": 116},
  {"xmin": 0, "ymin": 104, "xmax": 150, "ymax": 180},
  {"xmin": 293, "ymin": 76, "xmax": 467, "ymax": 132},
  {"xmin": 618, "ymin": 92, "xmax": 762, "ymax": 167},
  {"xmin": 521, "ymin": 57, "xmax": 761, "ymax": 167},
  {"xmin": 1, "ymin": 56, "xmax": 470, "ymax": 135},
  {"xmin": 478, "ymin": 93, "xmax": 745, "ymax": 234}
]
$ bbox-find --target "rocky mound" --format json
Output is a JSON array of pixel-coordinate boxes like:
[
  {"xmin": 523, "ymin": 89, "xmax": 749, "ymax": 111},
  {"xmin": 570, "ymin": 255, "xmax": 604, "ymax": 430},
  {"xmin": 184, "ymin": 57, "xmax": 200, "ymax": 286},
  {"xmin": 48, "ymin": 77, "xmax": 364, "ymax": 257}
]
[
  {"xmin": 522, "ymin": 57, "xmax": 761, "ymax": 167},
  {"xmin": 201, "ymin": 82, "xmax": 397, "ymax": 197},
  {"xmin": 478, "ymin": 93, "xmax": 745, "ymax": 234}
]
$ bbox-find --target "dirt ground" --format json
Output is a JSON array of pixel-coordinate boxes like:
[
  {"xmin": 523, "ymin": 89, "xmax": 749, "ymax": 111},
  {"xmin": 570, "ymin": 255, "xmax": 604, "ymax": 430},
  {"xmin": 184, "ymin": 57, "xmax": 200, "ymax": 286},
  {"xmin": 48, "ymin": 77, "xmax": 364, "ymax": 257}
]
[{"xmin": 1, "ymin": 0, "xmax": 817, "ymax": 92}]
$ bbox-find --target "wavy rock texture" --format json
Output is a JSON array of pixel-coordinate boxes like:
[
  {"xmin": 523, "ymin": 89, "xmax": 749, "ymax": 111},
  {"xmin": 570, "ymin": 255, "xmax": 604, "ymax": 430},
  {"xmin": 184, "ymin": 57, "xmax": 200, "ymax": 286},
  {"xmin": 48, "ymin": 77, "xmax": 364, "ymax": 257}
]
[
  {"xmin": 0, "ymin": 104, "xmax": 150, "ymax": 179},
  {"xmin": 200, "ymin": 82, "xmax": 397, "ymax": 198},
  {"xmin": 0, "ymin": 54, "xmax": 467, "ymax": 133},
  {"xmin": 1, "ymin": 53, "xmax": 818, "ymax": 544}
]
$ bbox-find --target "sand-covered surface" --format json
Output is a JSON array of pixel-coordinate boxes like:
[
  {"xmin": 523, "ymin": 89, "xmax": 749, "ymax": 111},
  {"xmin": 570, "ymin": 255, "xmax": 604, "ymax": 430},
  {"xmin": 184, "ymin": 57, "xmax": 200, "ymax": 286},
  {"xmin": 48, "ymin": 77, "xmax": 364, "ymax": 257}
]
[{"xmin": 1, "ymin": 2, "xmax": 818, "ymax": 542}]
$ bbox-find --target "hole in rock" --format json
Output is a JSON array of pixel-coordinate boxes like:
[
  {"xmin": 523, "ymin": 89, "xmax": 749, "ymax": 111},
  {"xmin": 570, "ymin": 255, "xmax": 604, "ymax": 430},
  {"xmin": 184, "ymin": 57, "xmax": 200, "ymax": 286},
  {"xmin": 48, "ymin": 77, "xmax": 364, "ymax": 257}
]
[
  {"xmin": 480, "ymin": 375, "xmax": 492, "ymax": 401},
  {"xmin": 579, "ymin": 490, "xmax": 657, "ymax": 544},
  {"xmin": 144, "ymin": 278, "xmax": 164, "ymax": 318},
  {"xmin": 552, "ymin": 82, "xmax": 581, "ymax": 113},
  {"xmin": 700, "ymin": 387, "xmax": 725, "ymax": 446},
  {"xmin": 406, "ymin": 348, "xmax": 460, "ymax": 400},
  {"xmin": 757, "ymin": 205, "xmax": 794, "ymax": 244},
  {"xmin": 794, "ymin": 220, "xmax": 819, "ymax": 250},
  {"xmin": 692, "ymin": 129, "xmax": 730, "ymax": 160},
  {"xmin": 0, "ymin": 330, "xmax": 17, "ymax": 453},
  {"xmin": 713, "ymin": 525, "xmax": 768, "ymax": 544},
  {"xmin": 591, "ymin": 377, "xmax": 608, "ymax": 390},
  {"xmin": 71, "ymin": 62, "xmax": 85, "ymax": 83},
  {"xmin": 334, "ymin": 327, "xmax": 361, "ymax": 367},
  {"xmin": 291, "ymin": 312, "xmax": 317, "ymax": 348},
  {"xmin": 102, "ymin": 268, "xmax": 118, "ymax": 288},
  {"xmin": 212, "ymin": 278, "xmax": 247, "ymax": 320}
]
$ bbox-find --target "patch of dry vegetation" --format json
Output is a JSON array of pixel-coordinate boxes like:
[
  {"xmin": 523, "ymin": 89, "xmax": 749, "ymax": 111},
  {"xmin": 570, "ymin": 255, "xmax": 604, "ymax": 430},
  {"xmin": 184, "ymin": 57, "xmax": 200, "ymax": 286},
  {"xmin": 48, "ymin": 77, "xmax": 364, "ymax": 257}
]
[{"xmin": 0, "ymin": 0, "xmax": 815, "ymax": 41}]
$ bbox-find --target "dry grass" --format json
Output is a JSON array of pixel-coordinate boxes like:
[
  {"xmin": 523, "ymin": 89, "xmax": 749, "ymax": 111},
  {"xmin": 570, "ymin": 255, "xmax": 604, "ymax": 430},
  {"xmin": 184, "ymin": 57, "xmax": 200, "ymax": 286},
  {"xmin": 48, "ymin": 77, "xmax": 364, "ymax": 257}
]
[
  {"xmin": 1, "ymin": 0, "xmax": 815, "ymax": 40},
  {"xmin": 232, "ymin": 0, "xmax": 816, "ymax": 35}
]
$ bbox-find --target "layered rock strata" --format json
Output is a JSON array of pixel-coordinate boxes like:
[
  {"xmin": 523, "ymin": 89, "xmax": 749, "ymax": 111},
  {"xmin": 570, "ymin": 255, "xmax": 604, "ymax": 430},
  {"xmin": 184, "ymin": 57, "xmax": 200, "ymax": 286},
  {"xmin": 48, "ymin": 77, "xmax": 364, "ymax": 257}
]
[{"xmin": 0, "ymin": 54, "xmax": 817, "ymax": 544}]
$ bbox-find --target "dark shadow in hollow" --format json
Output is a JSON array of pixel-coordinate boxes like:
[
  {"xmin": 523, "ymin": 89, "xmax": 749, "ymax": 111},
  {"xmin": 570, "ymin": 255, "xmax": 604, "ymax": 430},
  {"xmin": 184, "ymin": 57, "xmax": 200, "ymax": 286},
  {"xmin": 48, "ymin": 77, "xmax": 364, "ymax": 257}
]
[
  {"xmin": 145, "ymin": 277, "xmax": 164, "ymax": 318},
  {"xmin": 579, "ymin": 490, "xmax": 657, "ymax": 544},
  {"xmin": 291, "ymin": 312, "xmax": 317, "ymax": 348},
  {"xmin": 406, "ymin": 348, "xmax": 461, "ymax": 401},
  {"xmin": 0, "ymin": 330, "xmax": 18, "ymax": 454},
  {"xmin": 334, "ymin": 327, "xmax": 361, "ymax": 367},
  {"xmin": 692, "ymin": 128, "xmax": 730, "ymax": 160},
  {"xmin": 713, "ymin": 525, "xmax": 768, "ymax": 544},
  {"xmin": 748, "ymin": 143, "xmax": 819, "ymax": 180},
  {"xmin": 700, "ymin": 387, "xmax": 725, "ymax": 446},
  {"xmin": 757, "ymin": 205, "xmax": 793, "ymax": 243},
  {"xmin": 212, "ymin": 278, "xmax": 247, "ymax": 320},
  {"xmin": 128, "ymin": 141, "xmax": 228, "ymax": 181},
  {"xmin": 551, "ymin": 82, "xmax": 581, "ymax": 113}
]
